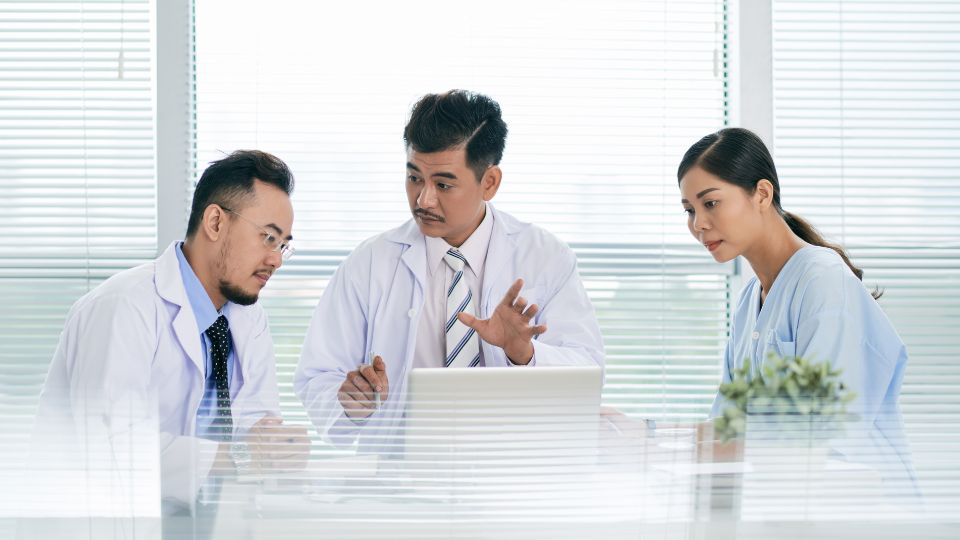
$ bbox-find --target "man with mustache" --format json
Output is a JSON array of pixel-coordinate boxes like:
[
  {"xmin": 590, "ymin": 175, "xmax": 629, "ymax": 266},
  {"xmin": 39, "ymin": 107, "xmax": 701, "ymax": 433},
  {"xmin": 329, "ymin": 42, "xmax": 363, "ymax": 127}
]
[
  {"xmin": 35, "ymin": 150, "xmax": 309, "ymax": 509},
  {"xmin": 295, "ymin": 90, "xmax": 604, "ymax": 448}
]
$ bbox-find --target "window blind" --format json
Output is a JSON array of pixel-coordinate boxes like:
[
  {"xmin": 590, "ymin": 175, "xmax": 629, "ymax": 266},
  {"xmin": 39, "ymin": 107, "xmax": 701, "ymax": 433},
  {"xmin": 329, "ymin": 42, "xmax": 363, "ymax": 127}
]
[
  {"xmin": 193, "ymin": 0, "xmax": 731, "ymax": 433},
  {"xmin": 0, "ymin": 0, "xmax": 155, "ymax": 474},
  {"xmin": 772, "ymin": 0, "xmax": 960, "ymax": 495}
]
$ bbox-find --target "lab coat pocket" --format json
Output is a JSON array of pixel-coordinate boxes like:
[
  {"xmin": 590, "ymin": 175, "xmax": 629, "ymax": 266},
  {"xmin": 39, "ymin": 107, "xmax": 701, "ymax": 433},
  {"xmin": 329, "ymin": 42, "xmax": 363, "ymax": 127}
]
[{"xmin": 762, "ymin": 331, "xmax": 797, "ymax": 360}]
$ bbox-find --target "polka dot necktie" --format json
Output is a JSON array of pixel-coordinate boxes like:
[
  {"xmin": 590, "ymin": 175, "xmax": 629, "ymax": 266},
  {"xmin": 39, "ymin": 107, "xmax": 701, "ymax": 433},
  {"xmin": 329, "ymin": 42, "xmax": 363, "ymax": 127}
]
[
  {"xmin": 204, "ymin": 315, "xmax": 233, "ymax": 440},
  {"xmin": 444, "ymin": 249, "xmax": 480, "ymax": 368}
]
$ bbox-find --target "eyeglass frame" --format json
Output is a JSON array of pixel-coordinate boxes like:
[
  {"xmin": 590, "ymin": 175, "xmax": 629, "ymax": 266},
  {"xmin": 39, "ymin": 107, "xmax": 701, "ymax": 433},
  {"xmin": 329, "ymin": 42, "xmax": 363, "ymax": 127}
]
[{"xmin": 218, "ymin": 204, "xmax": 295, "ymax": 261}]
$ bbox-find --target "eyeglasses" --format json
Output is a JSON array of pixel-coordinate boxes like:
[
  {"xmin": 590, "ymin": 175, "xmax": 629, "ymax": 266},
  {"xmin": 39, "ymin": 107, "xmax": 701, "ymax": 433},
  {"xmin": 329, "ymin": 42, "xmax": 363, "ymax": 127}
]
[{"xmin": 219, "ymin": 206, "xmax": 295, "ymax": 261}]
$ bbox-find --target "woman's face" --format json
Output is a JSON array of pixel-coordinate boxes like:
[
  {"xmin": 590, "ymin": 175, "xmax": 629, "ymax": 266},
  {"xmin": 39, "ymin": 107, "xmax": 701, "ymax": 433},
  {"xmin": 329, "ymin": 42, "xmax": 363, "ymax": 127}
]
[{"xmin": 679, "ymin": 166, "xmax": 765, "ymax": 263}]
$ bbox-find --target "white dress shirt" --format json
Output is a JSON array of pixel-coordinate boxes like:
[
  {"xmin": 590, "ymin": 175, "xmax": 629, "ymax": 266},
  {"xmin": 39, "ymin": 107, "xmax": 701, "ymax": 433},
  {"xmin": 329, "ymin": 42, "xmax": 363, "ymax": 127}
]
[{"xmin": 413, "ymin": 205, "xmax": 494, "ymax": 368}]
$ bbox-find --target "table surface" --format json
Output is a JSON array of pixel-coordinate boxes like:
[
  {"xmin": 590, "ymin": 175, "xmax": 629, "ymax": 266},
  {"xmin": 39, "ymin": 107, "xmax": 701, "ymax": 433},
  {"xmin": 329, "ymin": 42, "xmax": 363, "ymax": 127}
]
[{"xmin": 8, "ymin": 411, "xmax": 960, "ymax": 540}]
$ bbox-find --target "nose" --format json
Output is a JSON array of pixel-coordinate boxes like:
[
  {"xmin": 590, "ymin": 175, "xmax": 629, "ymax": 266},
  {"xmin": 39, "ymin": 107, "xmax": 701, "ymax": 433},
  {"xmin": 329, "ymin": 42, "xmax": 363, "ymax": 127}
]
[
  {"xmin": 266, "ymin": 249, "xmax": 283, "ymax": 269},
  {"xmin": 692, "ymin": 211, "xmax": 710, "ymax": 233},
  {"xmin": 417, "ymin": 182, "xmax": 437, "ymax": 209}
]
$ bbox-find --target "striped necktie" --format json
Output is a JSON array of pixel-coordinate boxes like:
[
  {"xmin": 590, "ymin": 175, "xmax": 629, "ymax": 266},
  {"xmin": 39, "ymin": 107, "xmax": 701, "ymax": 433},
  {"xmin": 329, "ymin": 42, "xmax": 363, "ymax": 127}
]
[{"xmin": 444, "ymin": 249, "xmax": 480, "ymax": 368}]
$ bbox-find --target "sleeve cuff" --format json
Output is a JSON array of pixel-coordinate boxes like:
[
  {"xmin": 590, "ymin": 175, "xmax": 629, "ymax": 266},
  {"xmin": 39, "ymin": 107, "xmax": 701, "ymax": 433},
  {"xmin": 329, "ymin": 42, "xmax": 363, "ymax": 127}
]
[{"xmin": 507, "ymin": 345, "xmax": 536, "ymax": 366}]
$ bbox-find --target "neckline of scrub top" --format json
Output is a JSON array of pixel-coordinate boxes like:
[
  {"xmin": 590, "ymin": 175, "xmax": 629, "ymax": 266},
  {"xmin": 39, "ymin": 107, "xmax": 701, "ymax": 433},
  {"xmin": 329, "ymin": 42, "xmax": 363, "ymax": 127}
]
[{"xmin": 753, "ymin": 244, "xmax": 819, "ymax": 326}]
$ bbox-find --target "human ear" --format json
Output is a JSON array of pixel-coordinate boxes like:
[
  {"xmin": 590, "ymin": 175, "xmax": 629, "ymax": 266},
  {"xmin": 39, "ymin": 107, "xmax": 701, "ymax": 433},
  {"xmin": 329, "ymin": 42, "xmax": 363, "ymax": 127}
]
[
  {"xmin": 201, "ymin": 204, "xmax": 228, "ymax": 242},
  {"xmin": 481, "ymin": 165, "xmax": 502, "ymax": 201},
  {"xmin": 755, "ymin": 179, "xmax": 775, "ymax": 210}
]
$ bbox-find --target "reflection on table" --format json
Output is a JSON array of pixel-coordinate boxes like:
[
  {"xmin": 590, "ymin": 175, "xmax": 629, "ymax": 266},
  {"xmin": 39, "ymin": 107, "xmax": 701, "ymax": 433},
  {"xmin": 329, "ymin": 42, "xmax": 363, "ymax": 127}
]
[
  {"xmin": 13, "ymin": 399, "xmax": 959, "ymax": 540},
  {"xmin": 172, "ymin": 406, "xmax": 936, "ymax": 540}
]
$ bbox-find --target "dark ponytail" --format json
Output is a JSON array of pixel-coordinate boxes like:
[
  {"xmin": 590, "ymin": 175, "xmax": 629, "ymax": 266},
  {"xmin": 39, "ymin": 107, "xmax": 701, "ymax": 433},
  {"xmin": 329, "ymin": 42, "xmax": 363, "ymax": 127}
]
[{"xmin": 678, "ymin": 128, "xmax": 881, "ymax": 300}]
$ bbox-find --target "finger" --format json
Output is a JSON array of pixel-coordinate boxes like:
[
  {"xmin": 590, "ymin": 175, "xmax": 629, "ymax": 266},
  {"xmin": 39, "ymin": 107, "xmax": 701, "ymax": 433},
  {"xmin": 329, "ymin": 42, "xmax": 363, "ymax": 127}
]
[
  {"xmin": 457, "ymin": 311, "xmax": 484, "ymax": 331},
  {"xmin": 339, "ymin": 394, "xmax": 366, "ymax": 410},
  {"xmin": 250, "ymin": 416, "xmax": 283, "ymax": 443},
  {"xmin": 348, "ymin": 371, "xmax": 375, "ymax": 400},
  {"xmin": 344, "ymin": 382, "xmax": 378, "ymax": 412},
  {"xmin": 258, "ymin": 415, "xmax": 283, "ymax": 428},
  {"xmin": 499, "ymin": 279, "xmax": 524, "ymax": 307},
  {"xmin": 340, "ymin": 396, "xmax": 375, "ymax": 419},
  {"xmin": 359, "ymin": 367, "xmax": 386, "ymax": 403},
  {"xmin": 349, "ymin": 371, "xmax": 373, "ymax": 394},
  {"xmin": 372, "ymin": 356, "xmax": 390, "ymax": 400},
  {"xmin": 340, "ymin": 385, "xmax": 369, "ymax": 407},
  {"xmin": 359, "ymin": 364, "xmax": 384, "ymax": 393},
  {"xmin": 276, "ymin": 426, "xmax": 310, "ymax": 446},
  {"xmin": 522, "ymin": 303, "xmax": 540, "ymax": 320},
  {"xmin": 266, "ymin": 424, "xmax": 305, "ymax": 440},
  {"xmin": 513, "ymin": 296, "xmax": 528, "ymax": 312},
  {"xmin": 529, "ymin": 324, "xmax": 548, "ymax": 337}
]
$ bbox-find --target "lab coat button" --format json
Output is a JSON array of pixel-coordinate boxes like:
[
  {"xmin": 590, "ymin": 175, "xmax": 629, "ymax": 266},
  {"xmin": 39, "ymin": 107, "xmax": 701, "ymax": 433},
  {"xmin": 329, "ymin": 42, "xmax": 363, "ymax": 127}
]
[
  {"xmin": 408, "ymin": 309, "xmax": 416, "ymax": 318},
  {"xmin": 751, "ymin": 331, "xmax": 759, "ymax": 340}
]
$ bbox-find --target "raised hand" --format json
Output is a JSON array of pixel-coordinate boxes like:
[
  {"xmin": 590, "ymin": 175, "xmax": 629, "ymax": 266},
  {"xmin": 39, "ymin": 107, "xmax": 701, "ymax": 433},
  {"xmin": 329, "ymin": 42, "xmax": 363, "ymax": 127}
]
[{"xmin": 457, "ymin": 278, "xmax": 547, "ymax": 365}]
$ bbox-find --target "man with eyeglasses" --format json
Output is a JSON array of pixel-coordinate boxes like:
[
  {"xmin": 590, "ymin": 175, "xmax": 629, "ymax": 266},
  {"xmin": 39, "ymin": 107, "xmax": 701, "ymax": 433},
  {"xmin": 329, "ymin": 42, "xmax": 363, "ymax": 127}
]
[{"xmin": 35, "ymin": 150, "xmax": 309, "ymax": 511}]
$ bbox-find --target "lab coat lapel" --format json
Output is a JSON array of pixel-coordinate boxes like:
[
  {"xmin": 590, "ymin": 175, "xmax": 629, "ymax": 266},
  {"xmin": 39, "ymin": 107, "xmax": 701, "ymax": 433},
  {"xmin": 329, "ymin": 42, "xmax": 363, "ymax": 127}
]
[
  {"xmin": 390, "ymin": 219, "xmax": 427, "ymax": 291},
  {"xmin": 227, "ymin": 307, "xmax": 251, "ymax": 388},
  {"xmin": 154, "ymin": 242, "xmax": 205, "ymax": 374},
  {"xmin": 481, "ymin": 205, "xmax": 520, "ymax": 317}
]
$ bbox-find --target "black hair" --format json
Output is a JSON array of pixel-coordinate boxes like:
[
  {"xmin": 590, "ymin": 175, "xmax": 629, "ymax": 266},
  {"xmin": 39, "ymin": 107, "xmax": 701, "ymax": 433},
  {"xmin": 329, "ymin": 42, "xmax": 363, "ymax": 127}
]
[
  {"xmin": 186, "ymin": 150, "xmax": 294, "ymax": 237},
  {"xmin": 403, "ymin": 89, "xmax": 508, "ymax": 182},
  {"xmin": 677, "ymin": 127, "xmax": 881, "ymax": 299}
]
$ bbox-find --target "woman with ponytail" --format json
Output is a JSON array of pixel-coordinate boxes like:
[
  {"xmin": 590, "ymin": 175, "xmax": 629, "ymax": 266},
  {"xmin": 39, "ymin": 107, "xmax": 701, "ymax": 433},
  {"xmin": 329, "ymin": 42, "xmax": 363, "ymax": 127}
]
[{"xmin": 677, "ymin": 128, "xmax": 907, "ymax": 426}]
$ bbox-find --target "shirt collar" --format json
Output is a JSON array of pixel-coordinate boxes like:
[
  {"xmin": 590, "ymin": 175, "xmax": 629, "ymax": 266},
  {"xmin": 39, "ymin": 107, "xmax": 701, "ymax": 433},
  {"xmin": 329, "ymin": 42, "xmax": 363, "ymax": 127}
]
[
  {"xmin": 425, "ymin": 203, "xmax": 495, "ymax": 277},
  {"xmin": 175, "ymin": 242, "xmax": 228, "ymax": 334}
]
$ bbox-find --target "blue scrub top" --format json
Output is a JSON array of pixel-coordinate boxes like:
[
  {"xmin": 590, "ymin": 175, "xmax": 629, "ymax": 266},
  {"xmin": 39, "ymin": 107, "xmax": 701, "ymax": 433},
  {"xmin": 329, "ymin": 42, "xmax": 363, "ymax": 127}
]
[{"xmin": 712, "ymin": 246, "xmax": 908, "ymax": 425}]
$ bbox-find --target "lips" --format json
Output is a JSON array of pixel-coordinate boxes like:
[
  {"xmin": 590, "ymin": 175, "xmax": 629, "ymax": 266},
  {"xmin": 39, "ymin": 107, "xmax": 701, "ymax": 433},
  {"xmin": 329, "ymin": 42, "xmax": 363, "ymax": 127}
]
[
  {"xmin": 704, "ymin": 240, "xmax": 722, "ymax": 252},
  {"xmin": 254, "ymin": 272, "xmax": 271, "ymax": 286}
]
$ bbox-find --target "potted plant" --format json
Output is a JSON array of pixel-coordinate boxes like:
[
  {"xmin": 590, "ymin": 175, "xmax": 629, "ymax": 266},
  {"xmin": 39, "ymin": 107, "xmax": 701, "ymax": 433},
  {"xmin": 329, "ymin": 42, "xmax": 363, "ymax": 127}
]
[{"xmin": 713, "ymin": 354, "xmax": 857, "ymax": 443}]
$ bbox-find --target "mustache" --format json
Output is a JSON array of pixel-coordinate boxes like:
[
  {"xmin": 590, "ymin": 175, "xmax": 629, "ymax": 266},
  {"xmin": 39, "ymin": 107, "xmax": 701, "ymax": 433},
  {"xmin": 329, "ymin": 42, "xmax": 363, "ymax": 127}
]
[{"xmin": 413, "ymin": 208, "xmax": 445, "ymax": 223}]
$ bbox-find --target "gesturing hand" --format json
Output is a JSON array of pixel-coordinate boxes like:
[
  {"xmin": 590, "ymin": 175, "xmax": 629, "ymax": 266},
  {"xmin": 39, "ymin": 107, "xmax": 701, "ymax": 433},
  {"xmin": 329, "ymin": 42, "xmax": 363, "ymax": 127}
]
[{"xmin": 457, "ymin": 278, "xmax": 547, "ymax": 365}]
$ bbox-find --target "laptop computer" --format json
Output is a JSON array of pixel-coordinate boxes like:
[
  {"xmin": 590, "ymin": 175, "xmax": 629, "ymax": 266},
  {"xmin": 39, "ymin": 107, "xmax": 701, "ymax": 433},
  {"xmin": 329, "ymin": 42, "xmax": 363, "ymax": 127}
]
[{"xmin": 403, "ymin": 366, "xmax": 603, "ymax": 471}]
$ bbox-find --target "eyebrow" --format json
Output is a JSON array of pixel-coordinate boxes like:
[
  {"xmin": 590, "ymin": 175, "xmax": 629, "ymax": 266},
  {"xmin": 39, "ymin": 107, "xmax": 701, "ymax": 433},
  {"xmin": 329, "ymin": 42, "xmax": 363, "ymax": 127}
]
[
  {"xmin": 680, "ymin": 187, "xmax": 720, "ymax": 204},
  {"xmin": 406, "ymin": 162, "xmax": 458, "ymax": 181},
  {"xmin": 263, "ymin": 222, "xmax": 292, "ymax": 241}
]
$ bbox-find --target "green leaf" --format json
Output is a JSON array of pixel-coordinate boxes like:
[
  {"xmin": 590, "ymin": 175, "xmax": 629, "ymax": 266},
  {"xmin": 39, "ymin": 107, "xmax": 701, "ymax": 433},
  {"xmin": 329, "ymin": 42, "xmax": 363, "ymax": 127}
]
[{"xmin": 717, "ymin": 352, "xmax": 854, "ymax": 438}]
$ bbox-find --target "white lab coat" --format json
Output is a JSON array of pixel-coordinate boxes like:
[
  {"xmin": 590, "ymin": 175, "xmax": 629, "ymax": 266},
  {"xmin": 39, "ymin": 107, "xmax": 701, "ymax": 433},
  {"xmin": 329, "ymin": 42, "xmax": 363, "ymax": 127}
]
[
  {"xmin": 33, "ymin": 242, "xmax": 281, "ymax": 508},
  {"xmin": 294, "ymin": 205, "xmax": 604, "ymax": 449}
]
